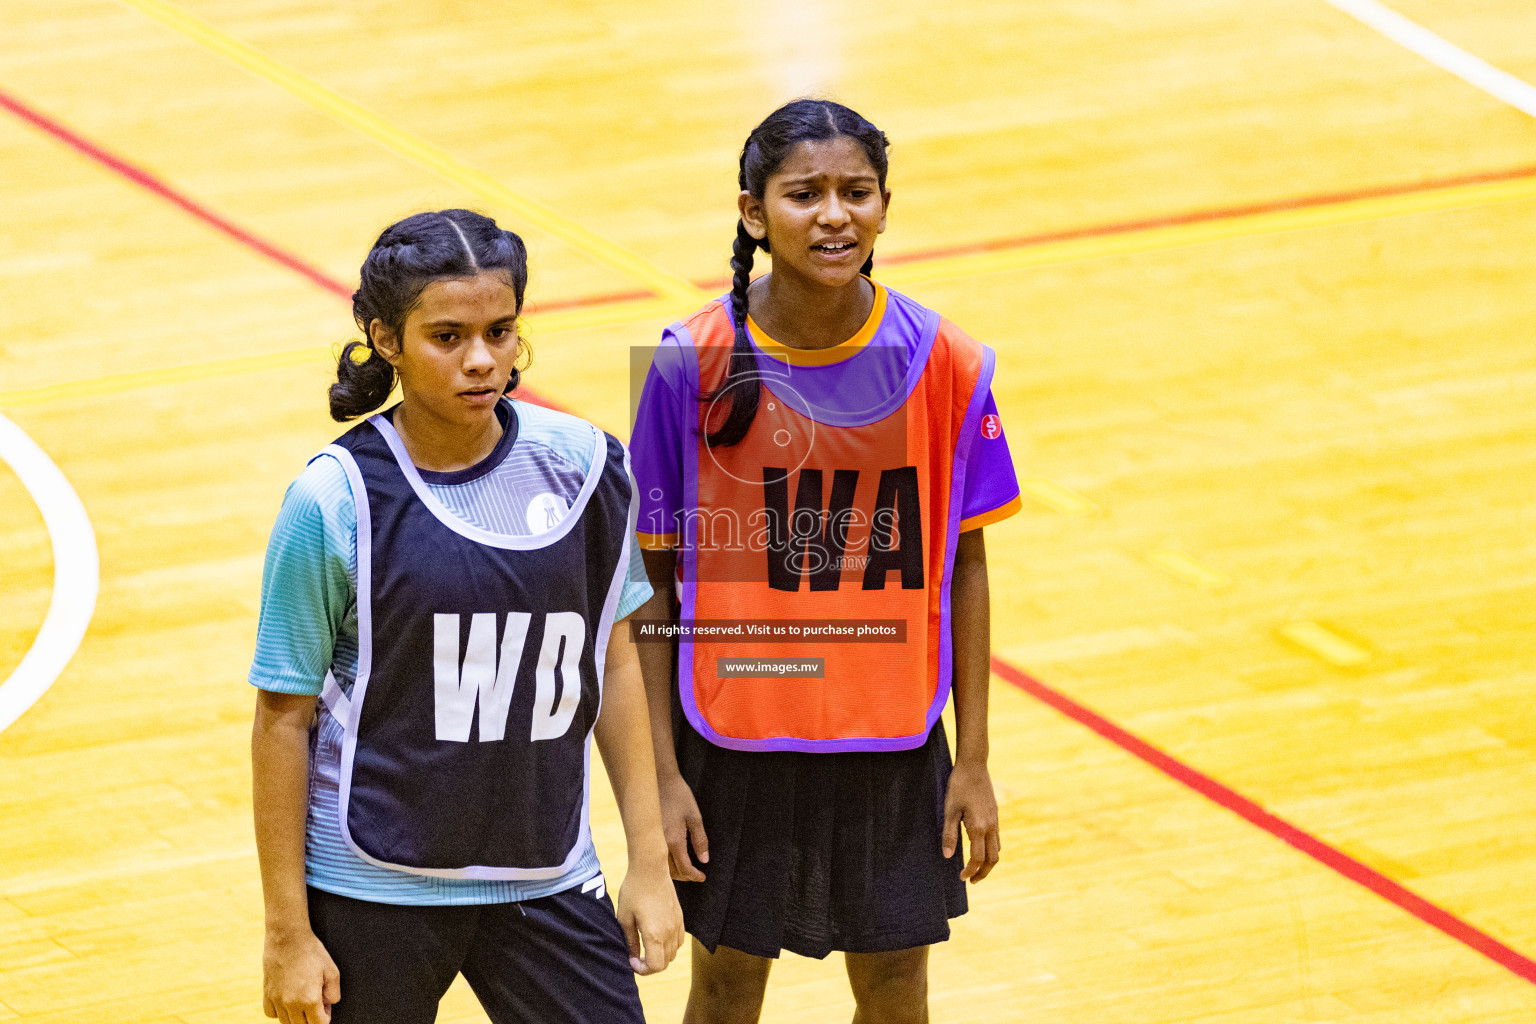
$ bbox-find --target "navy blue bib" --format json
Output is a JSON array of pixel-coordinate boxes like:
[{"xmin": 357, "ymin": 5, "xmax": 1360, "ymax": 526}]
[{"xmin": 319, "ymin": 408, "xmax": 634, "ymax": 879}]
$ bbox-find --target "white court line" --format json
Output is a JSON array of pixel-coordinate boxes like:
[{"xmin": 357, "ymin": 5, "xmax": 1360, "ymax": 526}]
[
  {"xmin": 1325, "ymin": 0, "xmax": 1536, "ymax": 117},
  {"xmin": 0, "ymin": 412, "xmax": 98, "ymax": 734}
]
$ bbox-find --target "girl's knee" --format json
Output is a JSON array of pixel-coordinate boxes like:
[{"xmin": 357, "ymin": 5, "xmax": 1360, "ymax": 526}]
[
  {"xmin": 845, "ymin": 946, "xmax": 929, "ymax": 1006},
  {"xmin": 687, "ymin": 942, "xmax": 772, "ymax": 1022}
]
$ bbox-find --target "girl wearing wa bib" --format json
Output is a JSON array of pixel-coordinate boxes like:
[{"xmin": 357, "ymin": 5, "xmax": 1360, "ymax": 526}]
[{"xmin": 631, "ymin": 103, "xmax": 1021, "ymax": 1024}]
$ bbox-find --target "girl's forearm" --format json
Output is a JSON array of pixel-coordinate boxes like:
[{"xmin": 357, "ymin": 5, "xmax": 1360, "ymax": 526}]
[
  {"xmin": 252, "ymin": 691, "xmax": 318, "ymax": 936},
  {"xmin": 636, "ymin": 549, "xmax": 682, "ymax": 778},
  {"xmin": 950, "ymin": 528, "xmax": 992, "ymax": 768},
  {"xmin": 597, "ymin": 623, "xmax": 672, "ymax": 875}
]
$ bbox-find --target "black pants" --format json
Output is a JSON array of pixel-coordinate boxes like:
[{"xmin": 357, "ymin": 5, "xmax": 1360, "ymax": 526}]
[{"xmin": 307, "ymin": 883, "xmax": 643, "ymax": 1024}]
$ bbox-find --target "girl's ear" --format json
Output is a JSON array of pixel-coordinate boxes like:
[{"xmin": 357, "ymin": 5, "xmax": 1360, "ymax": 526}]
[
  {"xmin": 738, "ymin": 191, "xmax": 768, "ymax": 241},
  {"xmin": 369, "ymin": 319, "xmax": 402, "ymax": 367},
  {"xmin": 878, "ymin": 188, "xmax": 892, "ymax": 235}
]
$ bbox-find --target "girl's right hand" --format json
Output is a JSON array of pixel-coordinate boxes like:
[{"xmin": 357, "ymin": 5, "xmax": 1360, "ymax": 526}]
[
  {"xmin": 262, "ymin": 928, "xmax": 341, "ymax": 1024},
  {"xmin": 658, "ymin": 771, "xmax": 709, "ymax": 882}
]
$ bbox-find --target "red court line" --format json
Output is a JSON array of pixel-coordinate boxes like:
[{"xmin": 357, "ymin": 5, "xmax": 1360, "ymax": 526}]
[
  {"xmin": 528, "ymin": 289, "xmax": 655, "ymax": 314},
  {"xmin": 0, "ymin": 88, "xmax": 350, "ymax": 301},
  {"xmin": 0, "ymin": 87, "xmax": 658, "ymax": 318},
  {"xmin": 990, "ymin": 655, "xmax": 1536, "ymax": 985},
  {"xmin": 873, "ymin": 163, "xmax": 1536, "ymax": 267},
  {"xmin": 0, "ymin": 86, "xmax": 660, "ymax": 320},
  {"xmin": 0, "ymin": 87, "xmax": 658, "ymax": 326},
  {"xmin": 12, "ymin": 85, "xmax": 1536, "ymax": 321},
  {"xmin": 0, "ymin": 87, "xmax": 570, "ymax": 410},
  {"xmin": 681, "ymin": 163, "xmax": 1536, "ymax": 293}
]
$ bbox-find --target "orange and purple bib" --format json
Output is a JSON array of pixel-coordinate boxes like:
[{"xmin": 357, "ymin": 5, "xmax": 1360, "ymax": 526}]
[{"xmin": 630, "ymin": 282, "xmax": 1021, "ymax": 752}]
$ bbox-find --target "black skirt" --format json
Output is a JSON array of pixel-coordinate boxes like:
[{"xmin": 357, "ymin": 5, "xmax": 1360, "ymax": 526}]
[{"xmin": 673, "ymin": 712, "xmax": 968, "ymax": 960}]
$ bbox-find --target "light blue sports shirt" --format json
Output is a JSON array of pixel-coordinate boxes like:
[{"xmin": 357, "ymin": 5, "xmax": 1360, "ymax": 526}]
[{"xmin": 249, "ymin": 400, "xmax": 653, "ymax": 905}]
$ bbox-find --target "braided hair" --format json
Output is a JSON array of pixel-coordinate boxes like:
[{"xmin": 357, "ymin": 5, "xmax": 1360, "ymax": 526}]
[
  {"xmin": 329, "ymin": 209, "xmax": 530, "ymax": 421},
  {"xmin": 704, "ymin": 100, "xmax": 890, "ymax": 447}
]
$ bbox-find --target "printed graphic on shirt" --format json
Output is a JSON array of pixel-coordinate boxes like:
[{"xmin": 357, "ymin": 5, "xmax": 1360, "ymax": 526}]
[{"xmin": 525, "ymin": 492, "xmax": 570, "ymax": 533}]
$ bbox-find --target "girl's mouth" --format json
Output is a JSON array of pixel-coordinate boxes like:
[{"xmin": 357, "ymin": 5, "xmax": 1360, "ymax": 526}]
[{"xmin": 812, "ymin": 240, "xmax": 857, "ymax": 254}]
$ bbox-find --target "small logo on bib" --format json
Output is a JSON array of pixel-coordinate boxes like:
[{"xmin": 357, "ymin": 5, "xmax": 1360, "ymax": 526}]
[
  {"xmin": 981, "ymin": 414, "xmax": 1001, "ymax": 440},
  {"xmin": 526, "ymin": 492, "xmax": 570, "ymax": 533}
]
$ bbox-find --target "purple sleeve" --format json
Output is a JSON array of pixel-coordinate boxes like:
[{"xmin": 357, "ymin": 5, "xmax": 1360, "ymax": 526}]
[
  {"xmin": 959, "ymin": 390, "xmax": 1021, "ymax": 527},
  {"xmin": 629, "ymin": 336, "xmax": 690, "ymax": 545}
]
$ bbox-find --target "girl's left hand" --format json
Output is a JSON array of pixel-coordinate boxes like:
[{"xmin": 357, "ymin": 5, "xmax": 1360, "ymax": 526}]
[
  {"xmin": 615, "ymin": 863, "xmax": 685, "ymax": 975},
  {"xmin": 942, "ymin": 760, "xmax": 1002, "ymax": 883}
]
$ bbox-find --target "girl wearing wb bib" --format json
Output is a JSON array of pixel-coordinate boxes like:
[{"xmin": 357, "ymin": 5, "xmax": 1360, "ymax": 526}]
[
  {"xmin": 630, "ymin": 102, "xmax": 1023, "ymax": 1023},
  {"xmin": 250, "ymin": 210, "xmax": 682, "ymax": 1024}
]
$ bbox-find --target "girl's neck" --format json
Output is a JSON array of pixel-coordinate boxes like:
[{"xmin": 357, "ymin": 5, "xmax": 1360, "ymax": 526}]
[
  {"xmin": 391, "ymin": 398, "xmax": 504, "ymax": 474},
  {"xmin": 748, "ymin": 272, "xmax": 874, "ymax": 351}
]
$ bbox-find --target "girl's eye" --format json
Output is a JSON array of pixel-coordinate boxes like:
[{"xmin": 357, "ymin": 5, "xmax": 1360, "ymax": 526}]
[
  {"xmin": 490, "ymin": 326, "xmax": 512, "ymax": 340},
  {"xmin": 434, "ymin": 333, "xmax": 457, "ymax": 344},
  {"xmin": 790, "ymin": 190, "xmax": 817, "ymax": 202}
]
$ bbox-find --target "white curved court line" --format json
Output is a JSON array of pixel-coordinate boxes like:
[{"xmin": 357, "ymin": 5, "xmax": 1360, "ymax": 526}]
[
  {"xmin": 1325, "ymin": 0, "xmax": 1536, "ymax": 118},
  {"xmin": 0, "ymin": 412, "xmax": 99, "ymax": 734}
]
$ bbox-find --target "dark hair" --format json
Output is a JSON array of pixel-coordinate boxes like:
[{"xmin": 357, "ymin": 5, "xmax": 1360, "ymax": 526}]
[
  {"xmin": 329, "ymin": 209, "xmax": 531, "ymax": 421},
  {"xmin": 705, "ymin": 99, "xmax": 890, "ymax": 447}
]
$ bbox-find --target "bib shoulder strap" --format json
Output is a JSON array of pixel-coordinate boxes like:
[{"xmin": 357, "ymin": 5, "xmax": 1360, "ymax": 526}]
[
  {"xmin": 324, "ymin": 415, "xmax": 389, "ymax": 456},
  {"xmin": 672, "ymin": 299, "xmax": 737, "ymax": 395}
]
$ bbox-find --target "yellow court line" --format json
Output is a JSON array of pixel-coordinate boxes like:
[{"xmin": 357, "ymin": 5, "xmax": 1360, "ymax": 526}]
[
  {"xmin": 878, "ymin": 175, "xmax": 1536, "ymax": 287},
  {"xmin": 114, "ymin": 0, "xmax": 705, "ymax": 307},
  {"xmin": 0, "ymin": 297, "xmax": 687, "ymax": 410},
  {"xmin": 1279, "ymin": 620, "xmax": 1373, "ymax": 667},
  {"xmin": 1144, "ymin": 548, "xmax": 1232, "ymax": 589},
  {"xmin": 0, "ymin": 348, "xmax": 326, "ymax": 409},
  {"xmin": 1019, "ymin": 477, "xmax": 1098, "ymax": 516}
]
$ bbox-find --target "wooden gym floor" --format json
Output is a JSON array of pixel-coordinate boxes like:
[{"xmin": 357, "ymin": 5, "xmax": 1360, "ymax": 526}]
[{"xmin": 2, "ymin": 1, "xmax": 1534, "ymax": 1020}]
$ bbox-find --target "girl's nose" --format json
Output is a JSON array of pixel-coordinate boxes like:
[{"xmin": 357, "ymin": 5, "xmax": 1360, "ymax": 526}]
[
  {"xmin": 464, "ymin": 334, "xmax": 496, "ymax": 373},
  {"xmin": 819, "ymin": 194, "xmax": 850, "ymax": 227}
]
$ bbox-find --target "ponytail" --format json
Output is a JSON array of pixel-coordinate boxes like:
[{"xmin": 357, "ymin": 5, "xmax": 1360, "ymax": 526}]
[{"xmin": 329, "ymin": 340, "xmax": 397, "ymax": 421}]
